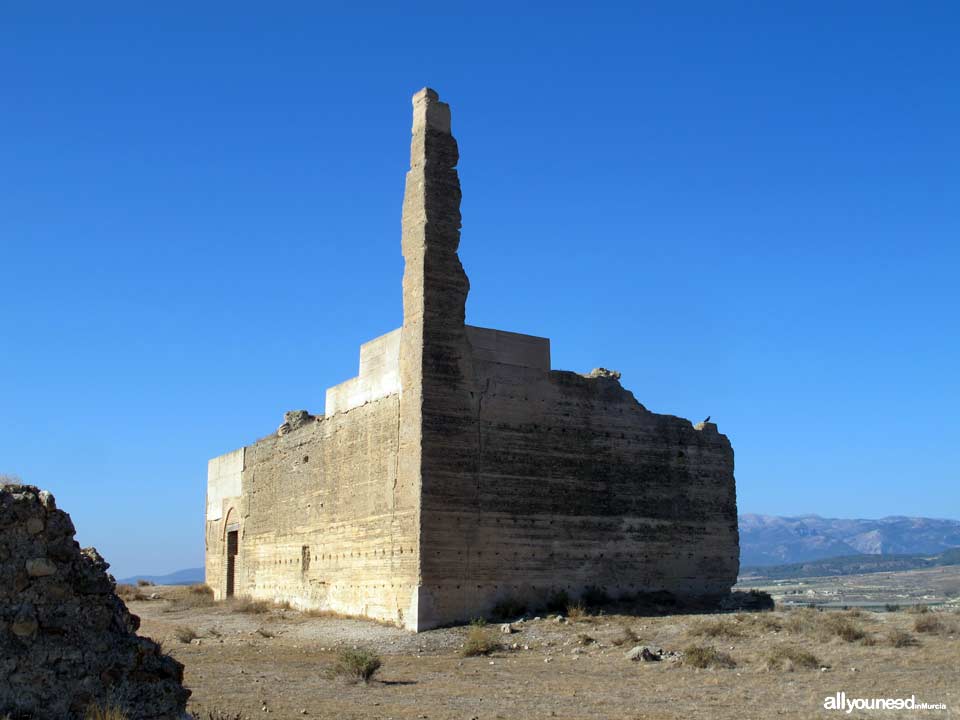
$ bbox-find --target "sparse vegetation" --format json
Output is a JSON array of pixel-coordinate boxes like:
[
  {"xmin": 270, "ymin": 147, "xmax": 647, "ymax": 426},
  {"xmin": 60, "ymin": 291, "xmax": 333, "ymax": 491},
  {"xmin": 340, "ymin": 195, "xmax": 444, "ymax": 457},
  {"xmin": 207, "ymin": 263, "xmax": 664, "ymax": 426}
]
[
  {"xmin": 136, "ymin": 578, "xmax": 155, "ymax": 587},
  {"xmin": 461, "ymin": 626, "xmax": 501, "ymax": 657},
  {"xmin": 690, "ymin": 617, "xmax": 744, "ymax": 638},
  {"xmin": 174, "ymin": 626, "xmax": 198, "ymax": 644},
  {"xmin": 576, "ymin": 632, "xmax": 596, "ymax": 645},
  {"xmin": 331, "ymin": 647, "xmax": 382, "ymax": 684},
  {"xmin": 913, "ymin": 614, "xmax": 947, "ymax": 634},
  {"xmin": 228, "ymin": 596, "xmax": 272, "ymax": 614},
  {"xmin": 822, "ymin": 614, "xmax": 866, "ymax": 642},
  {"xmin": 256, "ymin": 626, "xmax": 276, "ymax": 638},
  {"xmin": 887, "ymin": 628, "xmax": 918, "ymax": 647},
  {"xmin": 765, "ymin": 645, "xmax": 821, "ymax": 671},
  {"xmin": 116, "ymin": 584, "xmax": 146, "ymax": 602},
  {"xmin": 908, "ymin": 604, "xmax": 930, "ymax": 614},
  {"xmin": 566, "ymin": 601, "xmax": 587, "ymax": 620},
  {"xmin": 683, "ymin": 644, "xmax": 736, "ymax": 669},
  {"xmin": 610, "ymin": 624, "xmax": 640, "ymax": 646}
]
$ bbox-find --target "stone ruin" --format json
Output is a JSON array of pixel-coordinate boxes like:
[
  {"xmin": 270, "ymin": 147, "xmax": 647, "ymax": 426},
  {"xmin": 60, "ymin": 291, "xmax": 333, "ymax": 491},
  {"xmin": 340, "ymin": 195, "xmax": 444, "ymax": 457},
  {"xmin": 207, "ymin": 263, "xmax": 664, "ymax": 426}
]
[
  {"xmin": 0, "ymin": 483, "xmax": 189, "ymax": 720},
  {"xmin": 204, "ymin": 88, "xmax": 740, "ymax": 630}
]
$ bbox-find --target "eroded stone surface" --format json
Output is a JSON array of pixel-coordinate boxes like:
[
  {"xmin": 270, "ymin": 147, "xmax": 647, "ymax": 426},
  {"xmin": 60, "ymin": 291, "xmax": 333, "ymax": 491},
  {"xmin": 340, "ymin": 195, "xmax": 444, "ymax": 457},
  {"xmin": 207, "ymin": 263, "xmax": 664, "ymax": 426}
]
[{"xmin": 0, "ymin": 483, "xmax": 189, "ymax": 719}]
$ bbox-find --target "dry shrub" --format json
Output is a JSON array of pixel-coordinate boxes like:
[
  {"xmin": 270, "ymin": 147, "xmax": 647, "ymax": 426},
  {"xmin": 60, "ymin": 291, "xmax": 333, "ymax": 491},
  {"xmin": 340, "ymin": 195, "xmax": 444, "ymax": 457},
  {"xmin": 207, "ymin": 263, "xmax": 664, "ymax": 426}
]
[
  {"xmin": 766, "ymin": 645, "xmax": 821, "ymax": 671},
  {"xmin": 753, "ymin": 613, "xmax": 784, "ymax": 632},
  {"xmin": 577, "ymin": 633, "xmax": 596, "ymax": 646},
  {"xmin": 610, "ymin": 624, "xmax": 640, "ymax": 647},
  {"xmin": 782, "ymin": 607, "xmax": 820, "ymax": 634},
  {"xmin": 822, "ymin": 615, "xmax": 866, "ymax": 642},
  {"xmin": 908, "ymin": 604, "xmax": 930, "ymax": 614},
  {"xmin": 256, "ymin": 626, "xmax": 276, "ymax": 638},
  {"xmin": 689, "ymin": 618, "xmax": 744, "ymax": 639},
  {"xmin": 135, "ymin": 579, "xmax": 155, "ymax": 587},
  {"xmin": 229, "ymin": 597, "xmax": 272, "ymax": 614},
  {"xmin": 888, "ymin": 628, "xmax": 919, "ymax": 647},
  {"xmin": 174, "ymin": 626, "xmax": 198, "ymax": 643},
  {"xmin": 85, "ymin": 706, "xmax": 127, "ymax": 720},
  {"xmin": 913, "ymin": 614, "xmax": 954, "ymax": 634},
  {"xmin": 683, "ymin": 645, "xmax": 736, "ymax": 669},
  {"xmin": 462, "ymin": 627, "xmax": 500, "ymax": 657},
  {"xmin": 566, "ymin": 602, "xmax": 587, "ymax": 621},
  {"xmin": 116, "ymin": 584, "xmax": 146, "ymax": 602},
  {"xmin": 190, "ymin": 584, "xmax": 214, "ymax": 597},
  {"xmin": 331, "ymin": 647, "xmax": 382, "ymax": 684}
]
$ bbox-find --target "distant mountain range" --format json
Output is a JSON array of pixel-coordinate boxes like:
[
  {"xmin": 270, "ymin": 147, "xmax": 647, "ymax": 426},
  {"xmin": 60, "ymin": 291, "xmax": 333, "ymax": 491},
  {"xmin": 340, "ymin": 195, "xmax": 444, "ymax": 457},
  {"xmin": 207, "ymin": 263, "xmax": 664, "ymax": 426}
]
[
  {"xmin": 741, "ymin": 548, "xmax": 960, "ymax": 580},
  {"xmin": 739, "ymin": 514, "xmax": 960, "ymax": 566},
  {"xmin": 118, "ymin": 567, "xmax": 204, "ymax": 586}
]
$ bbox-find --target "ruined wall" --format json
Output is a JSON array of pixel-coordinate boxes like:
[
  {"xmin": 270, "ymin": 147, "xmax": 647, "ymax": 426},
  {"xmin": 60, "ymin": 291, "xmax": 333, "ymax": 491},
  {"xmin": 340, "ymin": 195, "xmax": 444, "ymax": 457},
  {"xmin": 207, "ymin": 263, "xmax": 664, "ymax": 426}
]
[
  {"xmin": 1, "ymin": 484, "xmax": 189, "ymax": 720},
  {"xmin": 417, "ymin": 354, "xmax": 740, "ymax": 626},
  {"xmin": 205, "ymin": 394, "xmax": 420, "ymax": 627}
]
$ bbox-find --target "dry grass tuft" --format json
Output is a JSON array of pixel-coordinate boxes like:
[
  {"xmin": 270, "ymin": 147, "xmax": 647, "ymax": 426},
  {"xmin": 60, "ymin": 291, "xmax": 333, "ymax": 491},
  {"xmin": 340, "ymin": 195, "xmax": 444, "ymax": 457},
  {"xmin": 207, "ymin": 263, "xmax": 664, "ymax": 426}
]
[
  {"xmin": 566, "ymin": 602, "xmax": 587, "ymax": 621},
  {"xmin": 822, "ymin": 615, "xmax": 867, "ymax": 642},
  {"xmin": 913, "ymin": 614, "xmax": 955, "ymax": 635},
  {"xmin": 689, "ymin": 618, "xmax": 744, "ymax": 639},
  {"xmin": 765, "ymin": 645, "xmax": 821, "ymax": 671},
  {"xmin": 461, "ymin": 626, "xmax": 501, "ymax": 657},
  {"xmin": 610, "ymin": 624, "xmax": 640, "ymax": 647},
  {"xmin": 174, "ymin": 625, "xmax": 198, "ymax": 644},
  {"xmin": 116, "ymin": 584, "xmax": 146, "ymax": 602},
  {"xmin": 908, "ymin": 604, "xmax": 930, "ymax": 614},
  {"xmin": 331, "ymin": 647, "xmax": 382, "ymax": 684},
  {"xmin": 136, "ymin": 579, "xmax": 155, "ymax": 587},
  {"xmin": 683, "ymin": 644, "xmax": 736, "ymax": 669},
  {"xmin": 228, "ymin": 597, "xmax": 272, "ymax": 614},
  {"xmin": 887, "ymin": 628, "xmax": 919, "ymax": 647}
]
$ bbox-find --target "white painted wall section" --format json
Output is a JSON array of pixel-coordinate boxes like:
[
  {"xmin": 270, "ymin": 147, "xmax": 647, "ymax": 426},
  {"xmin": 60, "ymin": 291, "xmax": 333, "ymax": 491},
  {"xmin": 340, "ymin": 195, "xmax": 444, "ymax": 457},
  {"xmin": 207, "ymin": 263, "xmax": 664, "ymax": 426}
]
[{"xmin": 206, "ymin": 448, "xmax": 244, "ymax": 521}]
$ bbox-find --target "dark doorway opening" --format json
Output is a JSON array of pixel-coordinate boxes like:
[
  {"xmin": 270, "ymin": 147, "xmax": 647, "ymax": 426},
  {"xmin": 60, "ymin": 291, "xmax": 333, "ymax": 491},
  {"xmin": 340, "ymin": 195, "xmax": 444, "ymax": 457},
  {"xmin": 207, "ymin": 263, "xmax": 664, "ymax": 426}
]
[{"xmin": 226, "ymin": 530, "xmax": 239, "ymax": 597}]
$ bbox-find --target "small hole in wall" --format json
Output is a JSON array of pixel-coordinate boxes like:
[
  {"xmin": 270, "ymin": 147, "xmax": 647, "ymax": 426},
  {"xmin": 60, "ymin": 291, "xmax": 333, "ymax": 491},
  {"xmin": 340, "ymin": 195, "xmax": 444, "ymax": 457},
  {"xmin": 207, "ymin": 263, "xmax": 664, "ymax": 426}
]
[{"xmin": 303, "ymin": 455, "xmax": 310, "ymax": 463}]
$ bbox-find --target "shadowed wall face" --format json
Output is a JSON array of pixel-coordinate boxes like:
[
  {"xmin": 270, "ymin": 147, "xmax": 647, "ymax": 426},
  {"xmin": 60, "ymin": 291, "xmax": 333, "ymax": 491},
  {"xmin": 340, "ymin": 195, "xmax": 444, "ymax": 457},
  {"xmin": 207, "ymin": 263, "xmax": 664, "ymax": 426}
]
[{"xmin": 205, "ymin": 88, "xmax": 740, "ymax": 631}]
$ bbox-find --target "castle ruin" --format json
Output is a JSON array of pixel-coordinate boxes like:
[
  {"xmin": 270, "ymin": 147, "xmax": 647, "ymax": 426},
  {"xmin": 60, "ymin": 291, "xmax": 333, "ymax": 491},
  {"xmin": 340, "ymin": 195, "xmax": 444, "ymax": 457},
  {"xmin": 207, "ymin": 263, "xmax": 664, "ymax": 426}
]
[{"xmin": 204, "ymin": 88, "xmax": 740, "ymax": 631}]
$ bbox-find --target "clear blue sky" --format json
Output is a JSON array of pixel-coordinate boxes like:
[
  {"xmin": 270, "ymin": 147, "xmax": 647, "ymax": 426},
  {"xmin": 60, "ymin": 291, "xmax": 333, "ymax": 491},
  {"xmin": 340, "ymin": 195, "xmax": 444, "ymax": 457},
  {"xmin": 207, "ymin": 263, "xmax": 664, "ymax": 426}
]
[{"xmin": 2, "ymin": 3, "xmax": 957, "ymax": 578}]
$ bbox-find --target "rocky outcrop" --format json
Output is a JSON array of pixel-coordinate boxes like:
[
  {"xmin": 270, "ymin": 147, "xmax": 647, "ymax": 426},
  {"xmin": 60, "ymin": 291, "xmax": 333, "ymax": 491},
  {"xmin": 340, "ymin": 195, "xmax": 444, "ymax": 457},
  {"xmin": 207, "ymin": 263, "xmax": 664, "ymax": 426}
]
[{"xmin": 0, "ymin": 483, "xmax": 189, "ymax": 719}]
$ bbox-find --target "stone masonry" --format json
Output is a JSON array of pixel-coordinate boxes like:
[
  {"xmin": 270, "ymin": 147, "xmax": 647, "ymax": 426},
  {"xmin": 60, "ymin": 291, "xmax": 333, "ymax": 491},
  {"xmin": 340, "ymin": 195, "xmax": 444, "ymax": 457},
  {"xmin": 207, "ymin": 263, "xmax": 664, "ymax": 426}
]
[
  {"xmin": 205, "ymin": 88, "xmax": 740, "ymax": 631},
  {"xmin": 0, "ymin": 483, "xmax": 190, "ymax": 719}
]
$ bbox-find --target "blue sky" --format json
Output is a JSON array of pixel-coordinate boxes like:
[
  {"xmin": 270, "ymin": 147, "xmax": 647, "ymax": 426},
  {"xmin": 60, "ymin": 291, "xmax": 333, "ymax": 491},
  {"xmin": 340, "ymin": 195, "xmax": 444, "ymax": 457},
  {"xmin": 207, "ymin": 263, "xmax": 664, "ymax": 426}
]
[{"xmin": 1, "ymin": 3, "xmax": 957, "ymax": 578}]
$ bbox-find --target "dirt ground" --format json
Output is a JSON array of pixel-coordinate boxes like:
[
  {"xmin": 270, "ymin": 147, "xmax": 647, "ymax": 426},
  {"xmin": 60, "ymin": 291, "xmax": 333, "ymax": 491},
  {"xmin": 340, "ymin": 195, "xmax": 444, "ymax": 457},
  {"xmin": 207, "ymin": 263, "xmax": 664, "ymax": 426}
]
[{"xmin": 131, "ymin": 587, "xmax": 958, "ymax": 720}]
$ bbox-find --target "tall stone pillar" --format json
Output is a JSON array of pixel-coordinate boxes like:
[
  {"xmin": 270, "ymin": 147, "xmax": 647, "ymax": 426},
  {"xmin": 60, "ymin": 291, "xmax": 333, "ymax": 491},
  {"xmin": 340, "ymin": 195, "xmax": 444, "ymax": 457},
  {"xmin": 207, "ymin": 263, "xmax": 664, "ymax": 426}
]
[{"xmin": 398, "ymin": 88, "xmax": 479, "ymax": 630}]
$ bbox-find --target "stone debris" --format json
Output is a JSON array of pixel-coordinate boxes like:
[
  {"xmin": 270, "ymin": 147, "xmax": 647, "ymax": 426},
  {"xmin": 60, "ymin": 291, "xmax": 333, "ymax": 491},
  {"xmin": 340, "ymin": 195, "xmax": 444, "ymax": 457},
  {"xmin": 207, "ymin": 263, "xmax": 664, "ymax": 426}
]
[
  {"xmin": 0, "ymin": 483, "xmax": 190, "ymax": 719},
  {"xmin": 276, "ymin": 410, "xmax": 319, "ymax": 436},
  {"xmin": 499, "ymin": 623, "xmax": 516, "ymax": 634},
  {"xmin": 585, "ymin": 367, "xmax": 622, "ymax": 380}
]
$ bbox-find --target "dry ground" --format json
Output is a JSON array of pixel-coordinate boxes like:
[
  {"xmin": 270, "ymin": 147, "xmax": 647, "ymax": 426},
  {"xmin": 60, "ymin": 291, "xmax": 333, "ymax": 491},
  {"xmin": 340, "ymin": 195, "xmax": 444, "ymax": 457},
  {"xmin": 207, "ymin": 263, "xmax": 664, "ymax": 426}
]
[{"xmin": 131, "ymin": 586, "xmax": 958, "ymax": 720}]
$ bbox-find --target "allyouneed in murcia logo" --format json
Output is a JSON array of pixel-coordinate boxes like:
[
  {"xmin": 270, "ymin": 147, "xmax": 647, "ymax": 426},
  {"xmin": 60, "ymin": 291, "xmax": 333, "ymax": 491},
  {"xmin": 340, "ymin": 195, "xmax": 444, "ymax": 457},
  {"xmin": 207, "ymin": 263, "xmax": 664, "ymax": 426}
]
[{"xmin": 824, "ymin": 692, "xmax": 947, "ymax": 713}]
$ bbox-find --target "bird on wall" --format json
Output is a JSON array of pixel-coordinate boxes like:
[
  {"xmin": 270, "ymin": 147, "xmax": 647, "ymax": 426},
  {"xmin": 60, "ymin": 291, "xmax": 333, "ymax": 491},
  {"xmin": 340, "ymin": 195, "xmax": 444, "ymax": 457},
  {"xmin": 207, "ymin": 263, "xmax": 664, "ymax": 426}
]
[{"xmin": 703, "ymin": 416, "xmax": 711, "ymax": 424}]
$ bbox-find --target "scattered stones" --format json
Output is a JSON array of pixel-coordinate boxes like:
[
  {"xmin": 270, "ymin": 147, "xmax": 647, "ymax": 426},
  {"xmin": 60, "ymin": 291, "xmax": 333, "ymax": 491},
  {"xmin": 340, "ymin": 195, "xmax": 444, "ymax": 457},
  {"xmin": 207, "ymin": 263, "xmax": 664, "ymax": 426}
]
[
  {"xmin": 500, "ymin": 623, "xmax": 516, "ymax": 634},
  {"xmin": 0, "ymin": 483, "xmax": 190, "ymax": 719},
  {"xmin": 625, "ymin": 645, "xmax": 662, "ymax": 662}
]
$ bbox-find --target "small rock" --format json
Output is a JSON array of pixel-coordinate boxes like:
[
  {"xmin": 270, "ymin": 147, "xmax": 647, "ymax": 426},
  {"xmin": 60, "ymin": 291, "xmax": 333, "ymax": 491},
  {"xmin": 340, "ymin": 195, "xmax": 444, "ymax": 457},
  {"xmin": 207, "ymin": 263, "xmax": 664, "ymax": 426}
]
[
  {"xmin": 625, "ymin": 645, "xmax": 662, "ymax": 662},
  {"xmin": 26, "ymin": 518, "xmax": 44, "ymax": 534},
  {"xmin": 500, "ymin": 623, "xmax": 515, "ymax": 634},
  {"xmin": 553, "ymin": 615, "xmax": 566, "ymax": 624}
]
